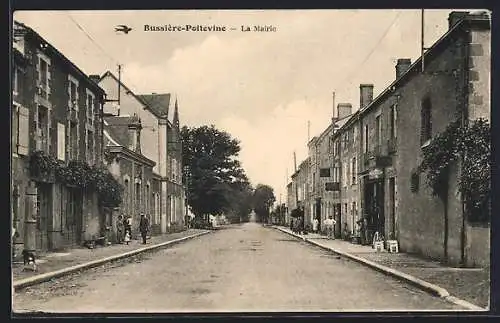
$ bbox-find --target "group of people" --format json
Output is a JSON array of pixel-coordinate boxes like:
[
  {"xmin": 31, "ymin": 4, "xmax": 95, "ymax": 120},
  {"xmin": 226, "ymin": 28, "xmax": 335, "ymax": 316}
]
[
  {"xmin": 290, "ymin": 215, "xmax": 337, "ymax": 239},
  {"xmin": 116, "ymin": 213, "xmax": 151, "ymax": 245}
]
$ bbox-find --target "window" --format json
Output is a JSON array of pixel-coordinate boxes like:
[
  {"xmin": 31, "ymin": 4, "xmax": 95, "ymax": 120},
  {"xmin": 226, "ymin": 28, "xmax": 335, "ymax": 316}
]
[
  {"xmin": 12, "ymin": 103, "xmax": 29, "ymax": 156},
  {"xmin": 171, "ymin": 158, "xmax": 177, "ymax": 181},
  {"xmin": 37, "ymin": 55, "xmax": 50, "ymax": 100},
  {"xmin": 36, "ymin": 106, "xmax": 49, "ymax": 153},
  {"xmin": 145, "ymin": 184, "xmax": 150, "ymax": 215},
  {"xmin": 12, "ymin": 68, "xmax": 19, "ymax": 96},
  {"xmin": 345, "ymin": 162, "xmax": 350, "ymax": 187},
  {"xmin": 352, "ymin": 157, "xmax": 357, "ymax": 184},
  {"xmin": 376, "ymin": 115, "xmax": 382, "ymax": 148},
  {"xmin": 135, "ymin": 183, "xmax": 141, "ymax": 212},
  {"xmin": 69, "ymin": 121, "xmax": 78, "ymax": 160},
  {"xmin": 155, "ymin": 193, "xmax": 160, "ymax": 225},
  {"xmin": 124, "ymin": 179, "xmax": 129, "ymax": 211},
  {"xmin": 421, "ymin": 97, "xmax": 432, "ymax": 145},
  {"xmin": 68, "ymin": 76, "xmax": 79, "ymax": 110},
  {"xmin": 364, "ymin": 124, "xmax": 369, "ymax": 153},
  {"xmin": 390, "ymin": 105, "xmax": 397, "ymax": 139},
  {"xmin": 86, "ymin": 130, "xmax": 94, "ymax": 164},
  {"xmin": 86, "ymin": 92, "xmax": 94, "ymax": 126}
]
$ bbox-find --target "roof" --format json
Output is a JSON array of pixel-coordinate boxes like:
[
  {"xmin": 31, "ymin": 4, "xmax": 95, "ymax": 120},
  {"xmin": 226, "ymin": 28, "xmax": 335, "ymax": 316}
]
[
  {"xmin": 103, "ymin": 116, "xmax": 156, "ymax": 167},
  {"xmin": 103, "ymin": 117, "xmax": 132, "ymax": 147},
  {"xmin": 13, "ymin": 21, "xmax": 105, "ymax": 96},
  {"xmin": 358, "ymin": 12, "xmax": 490, "ymax": 118},
  {"xmin": 137, "ymin": 94, "xmax": 171, "ymax": 118},
  {"xmin": 99, "ymin": 71, "xmax": 172, "ymax": 123},
  {"xmin": 329, "ymin": 12, "xmax": 490, "ymax": 138}
]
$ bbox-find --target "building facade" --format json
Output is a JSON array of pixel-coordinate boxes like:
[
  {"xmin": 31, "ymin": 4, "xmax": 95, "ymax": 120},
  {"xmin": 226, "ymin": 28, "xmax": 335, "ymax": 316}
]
[
  {"xmin": 394, "ymin": 11, "xmax": 491, "ymax": 267},
  {"xmin": 97, "ymin": 72, "xmax": 186, "ymax": 234},
  {"xmin": 286, "ymin": 11, "xmax": 490, "ymax": 267},
  {"xmin": 103, "ymin": 114, "xmax": 157, "ymax": 240},
  {"xmin": 11, "ymin": 21, "xmax": 106, "ymax": 254}
]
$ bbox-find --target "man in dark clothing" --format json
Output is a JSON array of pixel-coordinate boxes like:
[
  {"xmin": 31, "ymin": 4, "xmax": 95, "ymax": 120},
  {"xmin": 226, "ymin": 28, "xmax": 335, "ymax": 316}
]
[{"xmin": 139, "ymin": 213, "xmax": 149, "ymax": 244}]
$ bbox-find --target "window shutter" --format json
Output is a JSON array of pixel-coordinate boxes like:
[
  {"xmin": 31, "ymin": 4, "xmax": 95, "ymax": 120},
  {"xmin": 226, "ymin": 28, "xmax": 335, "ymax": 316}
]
[
  {"xmin": 17, "ymin": 106, "xmax": 30, "ymax": 155},
  {"xmin": 57, "ymin": 123, "xmax": 66, "ymax": 161}
]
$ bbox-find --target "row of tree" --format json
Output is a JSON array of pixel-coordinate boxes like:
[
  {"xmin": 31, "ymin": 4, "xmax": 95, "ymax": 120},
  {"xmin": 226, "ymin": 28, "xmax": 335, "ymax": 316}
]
[{"xmin": 181, "ymin": 125, "xmax": 276, "ymax": 224}]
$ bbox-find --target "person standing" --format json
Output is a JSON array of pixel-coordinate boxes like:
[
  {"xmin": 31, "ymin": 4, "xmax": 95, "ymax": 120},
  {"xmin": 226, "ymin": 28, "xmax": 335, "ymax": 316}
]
[
  {"xmin": 312, "ymin": 217, "xmax": 319, "ymax": 233},
  {"xmin": 324, "ymin": 216, "xmax": 336, "ymax": 240},
  {"xmin": 139, "ymin": 213, "xmax": 149, "ymax": 244},
  {"xmin": 116, "ymin": 214, "xmax": 125, "ymax": 244}
]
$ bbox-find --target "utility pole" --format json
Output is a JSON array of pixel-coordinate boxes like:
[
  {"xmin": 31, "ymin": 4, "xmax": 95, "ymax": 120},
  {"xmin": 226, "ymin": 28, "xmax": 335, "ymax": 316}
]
[{"xmin": 117, "ymin": 64, "xmax": 122, "ymax": 115}]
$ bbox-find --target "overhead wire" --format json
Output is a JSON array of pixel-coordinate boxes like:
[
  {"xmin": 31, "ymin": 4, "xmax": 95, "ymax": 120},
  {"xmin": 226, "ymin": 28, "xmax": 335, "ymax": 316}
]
[
  {"xmin": 334, "ymin": 10, "xmax": 404, "ymax": 96},
  {"xmin": 65, "ymin": 13, "xmax": 145, "ymax": 94}
]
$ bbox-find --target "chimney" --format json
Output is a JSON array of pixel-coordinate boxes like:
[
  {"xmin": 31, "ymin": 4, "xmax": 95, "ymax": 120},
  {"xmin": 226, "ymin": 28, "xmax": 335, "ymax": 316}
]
[
  {"xmin": 128, "ymin": 114, "xmax": 142, "ymax": 154},
  {"xmin": 448, "ymin": 11, "xmax": 469, "ymax": 29},
  {"xmin": 337, "ymin": 103, "xmax": 352, "ymax": 120},
  {"xmin": 395, "ymin": 59, "xmax": 412, "ymax": 79},
  {"xmin": 89, "ymin": 75, "xmax": 101, "ymax": 84},
  {"xmin": 360, "ymin": 84, "xmax": 374, "ymax": 110}
]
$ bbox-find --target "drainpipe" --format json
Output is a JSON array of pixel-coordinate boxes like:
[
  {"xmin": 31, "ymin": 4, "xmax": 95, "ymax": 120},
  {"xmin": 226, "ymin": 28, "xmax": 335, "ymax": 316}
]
[{"xmin": 460, "ymin": 34, "xmax": 470, "ymax": 267}]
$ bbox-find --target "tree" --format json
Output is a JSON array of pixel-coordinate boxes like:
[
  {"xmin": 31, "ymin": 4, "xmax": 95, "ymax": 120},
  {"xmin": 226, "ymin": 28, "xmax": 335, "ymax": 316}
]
[
  {"xmin": 252, "ymin": 184, "xmax": 276, "ymax": 223},
  {"xmin": 224, "ymin": 179, "xmax": 254, "ymax": 223},
  {"xmin": 181, "ymin": 125, "xmax": 248, "ymax": 221}
]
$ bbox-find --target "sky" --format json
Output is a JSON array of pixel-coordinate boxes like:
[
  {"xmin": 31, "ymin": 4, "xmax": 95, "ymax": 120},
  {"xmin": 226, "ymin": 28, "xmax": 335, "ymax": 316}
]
[{"xmin": 14, "ymin": 9, "xmax": 469, "ymax": 202}]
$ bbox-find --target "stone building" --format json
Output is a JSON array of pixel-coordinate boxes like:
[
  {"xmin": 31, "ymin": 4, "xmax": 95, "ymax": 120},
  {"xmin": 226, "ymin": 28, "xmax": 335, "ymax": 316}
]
[
  {"xmin": 290, "ymin": 158, "xmax": 310, "ymax": 226},
  {"xmin": 102, "ymin": 114, "xmax": 156, "ymax": 240},
  {"xmin": 96, "ymin": 72, "xmax": 186, "ymax": 234},
  {"xmin": 340, "ymin": 11, "xmax": 490, "ymax": 266},
  {"xmin": 307, "ymin": 104, "xmax": 351, "ymax": 236},
  {"xmin": 335, "ymin": 106, "xmax": 360, "ymax": 238},
  {"xmin": 393, "ymin": 11, "xmax": 490, "ymax": 267},
  {"xmin": 289, "ymin": 11, "xmax": 490, "ymax": 267},
  {"xmin": 11, "ymin": 21, "xmax": 106, "ymax": 253}
]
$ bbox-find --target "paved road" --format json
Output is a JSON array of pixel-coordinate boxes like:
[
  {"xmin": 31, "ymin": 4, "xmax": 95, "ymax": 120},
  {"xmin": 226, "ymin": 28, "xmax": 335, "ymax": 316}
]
[{"xmin": 13, "ymin": 223, "xmax": 463, "ymax": 313}]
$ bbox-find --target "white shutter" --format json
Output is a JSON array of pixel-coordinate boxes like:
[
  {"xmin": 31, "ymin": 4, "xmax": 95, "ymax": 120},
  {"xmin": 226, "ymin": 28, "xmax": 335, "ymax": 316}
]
[
  {"xmin": 17, "ymin": 106, "xmax": 29, "ymax": 155},
  {"xmin": 57, "ymin": 123, "xmax": 66, "ymax": 161}
]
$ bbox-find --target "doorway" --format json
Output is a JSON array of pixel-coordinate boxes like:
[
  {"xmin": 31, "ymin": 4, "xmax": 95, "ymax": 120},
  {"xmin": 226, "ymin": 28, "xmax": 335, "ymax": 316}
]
[
  {"xmin": 389, "ymin": 177, "xmax": 396, "ymax": 240},
  {"xmin": 35, "ymin": 182, "xmax": 52, "ymax": 251},
  {"xmin": 63, "ymin": 187, "xmax": 83, "ymax": 247},
  {"xmin": 315, "ymin": 198, "xmax": 321, "ymax": 232},
  {"xmin": 364, "ymin": 179, "xmax": 385, "ymax": 242},
  {"xmin": 334, "ymin": 203, "xmax": 342, "ymax": 237}
]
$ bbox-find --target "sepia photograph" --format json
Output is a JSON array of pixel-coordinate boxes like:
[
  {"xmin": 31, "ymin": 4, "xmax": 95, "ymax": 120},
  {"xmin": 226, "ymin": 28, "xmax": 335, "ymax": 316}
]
[{"xmin": 10, "ymin": 8, "xmax": 491, "ymax": 314}]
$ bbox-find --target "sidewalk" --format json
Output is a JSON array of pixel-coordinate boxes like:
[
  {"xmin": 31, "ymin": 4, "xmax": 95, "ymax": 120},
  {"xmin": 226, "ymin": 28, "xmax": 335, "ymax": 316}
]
[
  {"xmin": 273, "ymin": 226, "xmax": 489, "ymax": 310},
  {"xmin": 12, "ymin": 229, "xmax": 208, "ymax": 283}
]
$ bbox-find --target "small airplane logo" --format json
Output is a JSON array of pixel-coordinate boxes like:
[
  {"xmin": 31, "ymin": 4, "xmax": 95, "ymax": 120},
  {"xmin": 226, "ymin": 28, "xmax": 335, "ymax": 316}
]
[{"xmin": 115, "ymin": 25, "xmax": 132, "ymax": 34}]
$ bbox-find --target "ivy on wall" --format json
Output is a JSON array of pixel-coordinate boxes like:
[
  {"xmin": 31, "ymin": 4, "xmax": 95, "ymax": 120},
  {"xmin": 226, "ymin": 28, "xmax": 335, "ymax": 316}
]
[
  {"xmin": 419, "ymin": 118, "xmax": 490, "ymax": 223},
  {"xmin": 29, "ymin": 150, "xmax": 123, "ymax": 207}
]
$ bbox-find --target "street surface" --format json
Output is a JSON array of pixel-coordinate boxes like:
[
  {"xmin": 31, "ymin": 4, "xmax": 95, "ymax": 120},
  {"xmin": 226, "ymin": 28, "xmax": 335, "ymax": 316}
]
[{"xmin": 13, "ymin": 223, "xmax": 463, "ymax": 313}]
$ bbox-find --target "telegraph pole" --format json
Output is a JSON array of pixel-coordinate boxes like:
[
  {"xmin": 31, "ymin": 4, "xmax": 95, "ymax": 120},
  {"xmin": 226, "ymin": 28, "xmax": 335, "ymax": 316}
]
[{"xmin": 117, "ymin": 64, "xmax": 122, "ymax": 115}]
